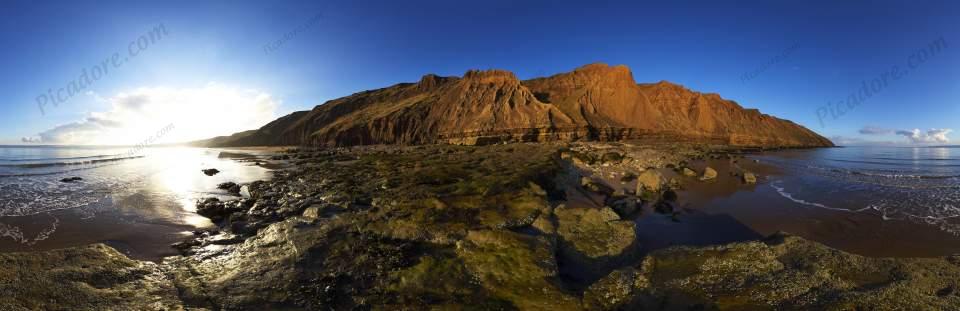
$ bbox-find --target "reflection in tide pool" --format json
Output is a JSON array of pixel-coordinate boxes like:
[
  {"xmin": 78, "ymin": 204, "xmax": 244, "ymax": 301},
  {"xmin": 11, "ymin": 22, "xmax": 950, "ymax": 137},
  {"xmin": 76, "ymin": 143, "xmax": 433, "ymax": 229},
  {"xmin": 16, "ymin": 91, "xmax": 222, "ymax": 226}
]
[{"xmin": 0, "ymin": 146, "xmax": 273, "ymax": 259}]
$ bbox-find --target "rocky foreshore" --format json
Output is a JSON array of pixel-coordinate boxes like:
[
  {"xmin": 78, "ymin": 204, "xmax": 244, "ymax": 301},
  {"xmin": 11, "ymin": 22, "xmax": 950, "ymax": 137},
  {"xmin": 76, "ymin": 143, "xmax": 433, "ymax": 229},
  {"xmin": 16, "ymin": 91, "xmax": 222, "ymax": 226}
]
[{"xmin": 2, "ymin": 143, "xmax": 959, "ymax": 310}]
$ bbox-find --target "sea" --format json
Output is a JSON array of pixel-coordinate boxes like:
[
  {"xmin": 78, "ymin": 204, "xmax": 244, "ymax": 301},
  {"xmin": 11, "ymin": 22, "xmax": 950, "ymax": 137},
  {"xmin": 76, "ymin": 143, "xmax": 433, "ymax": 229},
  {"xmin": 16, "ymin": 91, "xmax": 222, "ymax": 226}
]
[
  {"xmin": 758, "ymin": 146, "xmax": 960, "ymax": 236},
  {"xmin": 0, "ymin": 145, "xmax": 271, "ymax": 260},
  {"xmin": 629, "ymin": 145, "xmax": 960, "ymax": 258}
]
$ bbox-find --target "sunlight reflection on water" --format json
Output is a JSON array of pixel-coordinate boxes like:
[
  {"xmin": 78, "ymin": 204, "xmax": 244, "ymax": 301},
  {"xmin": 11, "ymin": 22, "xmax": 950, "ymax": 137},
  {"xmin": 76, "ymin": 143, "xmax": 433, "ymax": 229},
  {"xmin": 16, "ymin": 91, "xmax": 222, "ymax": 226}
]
[{"xmin": 0, "ymin": 146, "xmax": 271, "ymax": 253}]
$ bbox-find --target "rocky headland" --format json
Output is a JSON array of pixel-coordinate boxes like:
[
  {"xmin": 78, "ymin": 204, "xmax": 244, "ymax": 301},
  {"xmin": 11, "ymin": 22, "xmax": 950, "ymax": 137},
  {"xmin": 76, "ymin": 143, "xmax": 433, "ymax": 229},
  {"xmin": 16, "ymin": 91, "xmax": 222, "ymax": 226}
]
[{"xmin": 193, "ymin": 63, "xmax": 833, "ymax": 148}]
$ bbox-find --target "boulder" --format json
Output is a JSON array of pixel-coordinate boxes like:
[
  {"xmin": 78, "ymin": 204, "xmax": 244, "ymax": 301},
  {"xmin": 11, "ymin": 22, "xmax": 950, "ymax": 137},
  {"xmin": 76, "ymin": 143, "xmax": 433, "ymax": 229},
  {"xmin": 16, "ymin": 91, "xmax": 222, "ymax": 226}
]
[
  {"xmin": 217, "ymin": 182, "xmax": 241, "ymax": 195},
  {"xmin": 202, "ymin": 168, "xmax": 220, "ymax": 176},
  {"xmin": 455, "ymin": 230, "xmax": 581, "ymax": 310},
  {"xmin": 555, "ymin": 205, "xmax": 638, "ymax": 281},
  {"xmin": 600, "ymin": 152, "xmax": 624, "ymax": 164},
  {"xmin": 606, "ymin": 196, "xmax": 639, "ymax": 219},
  {"xmin": 583, "ymin": 267, "xmax": 648, "ymax": 310},
  {"xmin": 59, "ymin": 177, "xmax": 83, "ymax": 183},
  {"xmin": 635, "ymin": 170, "xmax": 664, "ymax": 200},
  {"xmin": 581, "ymin": 177, "xmax": 614, "ymax": 196},
  {"xmin": 743, "ymin": 172, "xmax": 757, "ymax": 184},
  {"xmin": 700, "ymin": 167, "xmax": 718, "ymax": 181},
  {"xmin": 682, "ymin": 167, "xmax": 697, "ymax": 177}
]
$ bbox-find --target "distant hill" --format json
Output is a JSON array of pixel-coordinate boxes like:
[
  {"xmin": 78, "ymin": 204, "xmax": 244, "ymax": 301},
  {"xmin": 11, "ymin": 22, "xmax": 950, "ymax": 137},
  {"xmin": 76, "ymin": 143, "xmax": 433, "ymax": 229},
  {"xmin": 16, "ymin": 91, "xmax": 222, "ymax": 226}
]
[{"xmin": 193, "ymin": 63, "xmax": 833, "ymax": 148}]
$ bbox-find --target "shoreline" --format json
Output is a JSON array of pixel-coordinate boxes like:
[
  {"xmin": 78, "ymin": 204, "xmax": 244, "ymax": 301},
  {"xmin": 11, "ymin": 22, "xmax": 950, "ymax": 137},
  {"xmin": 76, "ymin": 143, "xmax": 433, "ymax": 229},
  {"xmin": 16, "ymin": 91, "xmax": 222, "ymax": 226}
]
[{"xmin": 2, "ymin": 142, "xmax": 959, "ymax": 309}]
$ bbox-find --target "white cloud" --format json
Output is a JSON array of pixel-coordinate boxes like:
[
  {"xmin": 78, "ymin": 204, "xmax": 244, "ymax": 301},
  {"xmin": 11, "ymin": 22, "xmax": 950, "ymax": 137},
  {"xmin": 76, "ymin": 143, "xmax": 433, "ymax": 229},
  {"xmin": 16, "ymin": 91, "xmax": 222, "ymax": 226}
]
[
  {"xmin": 895, "ymin": 128, "xmax": 953, "ymax": 144},
  {"xmin": 31, "ymin": 83, "xmax": 278, "ymax": 145},
  {"xmin": 858, "ymin": 126, "xmax": 893, "ymax": 135}
]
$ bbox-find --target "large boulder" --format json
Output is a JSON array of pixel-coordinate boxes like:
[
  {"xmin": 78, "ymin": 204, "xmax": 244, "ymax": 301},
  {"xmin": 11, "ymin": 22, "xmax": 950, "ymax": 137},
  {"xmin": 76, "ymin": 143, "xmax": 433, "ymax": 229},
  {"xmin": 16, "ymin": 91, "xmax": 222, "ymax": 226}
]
[
  {"xmin": 628, "ymin": 233, "xmax": 960, "ymax": 310},
  {"xmin": 455, "ymin": 230, "xmax": 581, "ymax": 310},
  {"xmin": 583, "ymin": 267, "xmax": 648, "ymax": 310},
  {"xmin": 0, "ymin": 244, "xmax": 185, "ymax": 309},
  {"xmin": 555, "ymin": 205, "xmax": 638, "ymax": 281}
]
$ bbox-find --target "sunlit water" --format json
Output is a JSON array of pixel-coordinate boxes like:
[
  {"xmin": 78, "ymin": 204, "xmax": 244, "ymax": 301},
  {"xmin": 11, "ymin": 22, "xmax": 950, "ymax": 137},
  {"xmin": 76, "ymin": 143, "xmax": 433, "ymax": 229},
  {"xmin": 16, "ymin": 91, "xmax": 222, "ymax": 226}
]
[
  {"xmin": 0, "ymin": 146, "xmax": 271, "ymax": 259},
  {"xmin": 757, "ymin": 146, "xmax": 960, "ymax": 235}
]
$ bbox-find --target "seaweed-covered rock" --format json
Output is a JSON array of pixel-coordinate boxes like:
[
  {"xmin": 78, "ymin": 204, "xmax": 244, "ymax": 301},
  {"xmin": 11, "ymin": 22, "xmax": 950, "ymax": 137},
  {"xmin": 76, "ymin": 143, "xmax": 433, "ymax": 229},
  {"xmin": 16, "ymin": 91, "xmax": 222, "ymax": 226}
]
[
  {"xmin": 584, "ymin": 267, "xmax": 648, "ymax": 310},
  {"xmin": 555, "ymin": 205, "xmax": 638, "ymax": 281},
  {"xmin": 0, "ymin": 244, "xmax": 185, "ymax": 309},
  {"xmin": 630, "ymin": 233, "xmax": 960, "ymax": 310},
  {"xmin": 456, "ymin": 230, "xmax": 581, "ymax": 310}
]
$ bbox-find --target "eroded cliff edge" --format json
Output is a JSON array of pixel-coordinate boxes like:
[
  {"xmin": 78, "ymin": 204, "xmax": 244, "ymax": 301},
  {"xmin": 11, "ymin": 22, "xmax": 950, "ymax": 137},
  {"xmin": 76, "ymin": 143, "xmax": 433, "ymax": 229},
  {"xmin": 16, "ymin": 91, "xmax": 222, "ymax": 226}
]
[{"xmin": 195, "ymin": 63, "xmax": 833, "ymax": 148}]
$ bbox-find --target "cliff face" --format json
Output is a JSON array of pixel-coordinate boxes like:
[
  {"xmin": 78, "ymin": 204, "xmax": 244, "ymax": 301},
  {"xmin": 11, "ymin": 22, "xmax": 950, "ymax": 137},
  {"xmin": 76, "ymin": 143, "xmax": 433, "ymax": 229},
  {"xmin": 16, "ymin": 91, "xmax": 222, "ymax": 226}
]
[{"xmin": 200, "ymin": 63, "xmax": 833, "ymax": 148}]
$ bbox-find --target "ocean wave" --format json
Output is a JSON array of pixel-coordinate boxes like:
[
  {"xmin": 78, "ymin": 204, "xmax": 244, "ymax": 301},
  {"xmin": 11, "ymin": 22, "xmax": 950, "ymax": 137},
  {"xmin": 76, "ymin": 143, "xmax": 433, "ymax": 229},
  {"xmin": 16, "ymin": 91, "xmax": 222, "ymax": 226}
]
[
  {"xmin": 770, "ymin": 180, "xmax": 873, "ymax": 213},
  {"xmin": 825, "ymin": 158, "xmax": 960, "ymax": 167},
  {"xmin": 0, "ymin": 155, "xmax": 143, "ymax": 168},
  {"xmin": 0, "ymin": 153, "xmax": 121, "ymax": 162}
]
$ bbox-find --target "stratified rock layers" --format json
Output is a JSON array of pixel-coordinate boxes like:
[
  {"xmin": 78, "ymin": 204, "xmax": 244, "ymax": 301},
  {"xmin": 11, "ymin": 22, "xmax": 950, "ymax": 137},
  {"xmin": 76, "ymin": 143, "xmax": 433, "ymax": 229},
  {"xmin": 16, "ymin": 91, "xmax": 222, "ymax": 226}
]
[{"xmin": 200, "ymin": 63, "xmax": 833, "ymax": 148}]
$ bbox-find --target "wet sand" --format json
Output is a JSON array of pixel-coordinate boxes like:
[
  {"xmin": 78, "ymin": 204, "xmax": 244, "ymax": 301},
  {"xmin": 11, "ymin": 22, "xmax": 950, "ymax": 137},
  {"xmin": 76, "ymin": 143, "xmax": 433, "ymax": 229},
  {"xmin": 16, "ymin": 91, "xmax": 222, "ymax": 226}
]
[
  {"xmin": 672, "ymin": 157, "xmax": 960, "ymax": 258},
  {"xmin": 0, "ymin": 208, "xmax": 197, "ymax": 260},
  {"xmin": 0, "ymin": 147, "xmax": 277, "ymax": 261}
]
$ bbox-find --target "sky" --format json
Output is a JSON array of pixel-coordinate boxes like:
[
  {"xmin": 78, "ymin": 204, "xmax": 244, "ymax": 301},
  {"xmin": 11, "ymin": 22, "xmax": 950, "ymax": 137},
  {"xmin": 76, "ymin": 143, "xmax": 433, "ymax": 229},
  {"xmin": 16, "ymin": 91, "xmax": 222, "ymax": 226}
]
[{"xmin": 0, "ymin": 0, "xmax": 957, "ymax": 146}]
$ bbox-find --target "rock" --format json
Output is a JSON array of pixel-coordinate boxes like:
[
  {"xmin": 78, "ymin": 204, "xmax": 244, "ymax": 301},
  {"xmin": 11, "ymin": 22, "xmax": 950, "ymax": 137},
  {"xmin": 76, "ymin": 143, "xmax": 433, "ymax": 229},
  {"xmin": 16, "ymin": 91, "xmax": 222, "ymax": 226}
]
[
  {"xmin": 667, "ymin": 178, "xmax": 681, "ymax": 190},
  {"xmin": 601, "ymin": 152, "xmax": 624, "ymax": 164},
  {"xmin": 217, "ymin": 182, "xmax": 241, "ymax": 194},
  {"xmin": 635, "ymin": 170, "xmax": 664, "ymax": 200},
  {"xmin": 606, "ymin": 196, "xmax": 639, "ymax": 219},
  {"xmin": 205, "ymin": 234, "xmax": 245, "ymax": 245},
  {"xmin": 195, "ymin": 197, "xmax": 244, "ymax": 222},
  {"xmin": 555, "ymin": 205, "xmax": 638, "ymax": 281},
  {"xmin": 682, "ymin": 167, "xmax": 697, "ymax": 177},
  {"xmin": 0, "ymin": 244, "xmax": 187, "ymax": 309},
  {"xmin": 202, "ymin": 168, "xmax": 220, "ymax": 176},
  {"xmin": 629, "ymin": 233, "xmax": 960, "ymax": 310},
  {"xmin": 743, "ymin": 172, "xmax": 757, "ymax": 184},
  {"xmin": 239, "ymin": 185, "xmax": 251, "ymax": 198},
  {"xmin": 581, "ymin": 177, "xmax": 614, "ymax": 196},
  {"xmin": 583, "ymin": 267, "xmax": 647, "ymax": 310},
  {"xmin": 653, "ymin": 201, "xmax": 674, "ymax": 214},
  {"xmin": 59, "ymin": 177, "xmax": 83, "ymax": 183},
  {"xmin": 455, "ymin": 230, "xmax": 580, "ymax": 310},
  {"xmin": 171, "ymin": 239, "xmax": 201, "ymax": 252},
  {"xmin": 299, "ymin": 203, "xmax": 345, "ymax": 220},
  {"xmin": 700, "ymin": 166, "xmax": 718, "ymax": 181}
]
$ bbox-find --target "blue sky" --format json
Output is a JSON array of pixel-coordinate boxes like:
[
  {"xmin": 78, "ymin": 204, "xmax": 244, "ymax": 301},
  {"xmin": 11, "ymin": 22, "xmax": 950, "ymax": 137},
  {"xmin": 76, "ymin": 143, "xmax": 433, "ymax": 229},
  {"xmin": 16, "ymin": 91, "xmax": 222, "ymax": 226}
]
[{"xmin": 0, "ymin": 0, "xmax": 957, "ymax": 145}]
